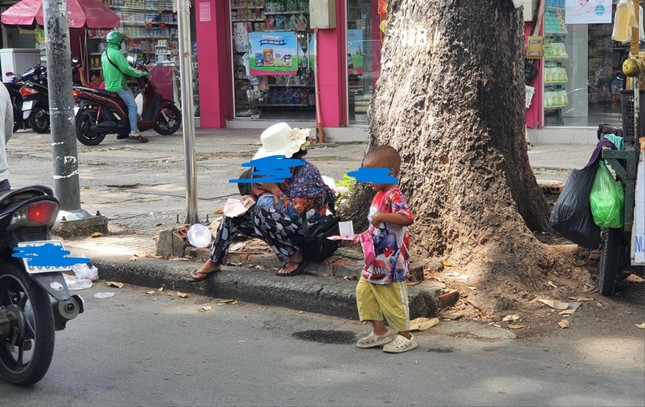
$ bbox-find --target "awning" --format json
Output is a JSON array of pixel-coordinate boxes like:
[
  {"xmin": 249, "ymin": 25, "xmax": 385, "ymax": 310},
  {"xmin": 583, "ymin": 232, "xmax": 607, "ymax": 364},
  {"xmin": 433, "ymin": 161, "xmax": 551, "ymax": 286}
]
[{"xmin": 1, "ymin": 0, "xmax": 120, "ymax": 29}]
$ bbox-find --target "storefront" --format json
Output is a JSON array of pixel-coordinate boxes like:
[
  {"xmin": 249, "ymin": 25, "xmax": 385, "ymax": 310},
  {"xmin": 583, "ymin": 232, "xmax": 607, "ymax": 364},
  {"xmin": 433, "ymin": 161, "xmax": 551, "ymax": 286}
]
[
  {"xmin": 526, "ymin": 0, "xmax": 632, "ymax": 144},
  {"xmin": 194, "ymin": 0, "xmax": 383, "ymax": 140}
]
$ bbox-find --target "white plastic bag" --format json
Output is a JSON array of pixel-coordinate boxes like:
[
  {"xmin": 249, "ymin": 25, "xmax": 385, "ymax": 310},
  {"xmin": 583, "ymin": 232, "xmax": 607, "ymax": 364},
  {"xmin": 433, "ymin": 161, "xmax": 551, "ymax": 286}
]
[
  {"xmin": 135, "ymin": 93, "xmax": 143, "ymax": 116},
  {"xmin": 71, "ymin": 263, "xmax": 99, "ymax": 281}
]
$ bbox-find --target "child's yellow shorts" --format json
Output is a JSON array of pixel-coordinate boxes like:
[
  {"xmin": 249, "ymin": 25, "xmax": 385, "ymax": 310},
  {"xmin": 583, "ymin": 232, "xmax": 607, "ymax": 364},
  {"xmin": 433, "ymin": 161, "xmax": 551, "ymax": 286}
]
[{"xmin": 356, "ymin": 276, "xmax": 410, "ymax": 332}]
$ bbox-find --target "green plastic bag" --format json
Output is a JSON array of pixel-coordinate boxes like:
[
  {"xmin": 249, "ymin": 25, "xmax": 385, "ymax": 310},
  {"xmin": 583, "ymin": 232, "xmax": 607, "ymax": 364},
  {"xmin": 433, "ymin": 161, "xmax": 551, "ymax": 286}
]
[{"xmin": 590, "ymin": 161, "xmax": 624, "ymax": 229}]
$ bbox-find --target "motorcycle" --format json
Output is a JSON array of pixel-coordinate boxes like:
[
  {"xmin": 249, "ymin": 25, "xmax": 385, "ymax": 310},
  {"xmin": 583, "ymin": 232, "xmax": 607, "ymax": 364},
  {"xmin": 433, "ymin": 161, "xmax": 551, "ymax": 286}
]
[
  {"xmin": 3, "ymin": 66, "xmax": 49, "ymax": 133},
  {"xmin": 73, "ymin": 62, "xmax": 181, "ymax": 146},
  {"xmin": 19, "ymin": 66, "xmax": 50, "ymax": 134},
  {"xmin": 0, "ymin": 186, "xmax": 84, "ymax": 386}
]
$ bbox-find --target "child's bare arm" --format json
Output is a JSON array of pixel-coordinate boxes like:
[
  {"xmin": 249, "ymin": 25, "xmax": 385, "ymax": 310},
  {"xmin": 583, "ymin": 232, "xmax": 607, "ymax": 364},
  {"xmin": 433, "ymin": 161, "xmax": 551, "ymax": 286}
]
[{"xmin": 372, "ymin": 212, "xmax": 413, "ymax": 227}]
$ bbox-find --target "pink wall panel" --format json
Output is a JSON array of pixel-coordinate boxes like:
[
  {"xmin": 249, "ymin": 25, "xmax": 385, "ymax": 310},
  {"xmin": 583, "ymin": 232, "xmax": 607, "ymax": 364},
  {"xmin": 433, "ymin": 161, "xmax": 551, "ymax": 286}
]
[{"xmin": 196, "ymin": 0, "xmax": 232, "ymax": 128}]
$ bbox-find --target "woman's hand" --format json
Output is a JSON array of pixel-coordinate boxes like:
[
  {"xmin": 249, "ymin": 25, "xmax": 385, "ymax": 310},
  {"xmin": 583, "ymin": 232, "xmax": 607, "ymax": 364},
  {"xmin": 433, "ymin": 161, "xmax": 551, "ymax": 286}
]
[
  {"xmin": 255, "ymin": 182, "xmax": 280, "ymax": 194},
  {"xmin": 240, "ymin": 195, "xmax": 256, "ymax": 208}
]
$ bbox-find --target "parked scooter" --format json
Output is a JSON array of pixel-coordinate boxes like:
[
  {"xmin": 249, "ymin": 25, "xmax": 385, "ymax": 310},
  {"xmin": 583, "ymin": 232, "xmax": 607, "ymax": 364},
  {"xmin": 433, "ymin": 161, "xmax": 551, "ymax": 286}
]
[
  {"xmin": 19, "ymin": 66, "xmax": 50, "ymax": 134},
  {"xmin": 3, "ymin": 67, "xmax": 48, "ymax": 133},
  {"xmin": 73, "ymin": 62, "xmax": 181, "ymax": 146},
  {"xmin": 0, "ymin": 185, "xmax": 84, "ymax": 386}
]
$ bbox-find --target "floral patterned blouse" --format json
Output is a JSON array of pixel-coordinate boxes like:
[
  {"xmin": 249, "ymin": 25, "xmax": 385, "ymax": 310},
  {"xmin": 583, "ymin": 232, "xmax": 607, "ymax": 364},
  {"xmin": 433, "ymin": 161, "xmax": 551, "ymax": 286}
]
[
  {"xmin": 361, "ymin": 188, "xmax": 414, "ymax": 284},
  {"xmin": 272, "ymin": 161, "xmax": 336, "ymax": 222}
]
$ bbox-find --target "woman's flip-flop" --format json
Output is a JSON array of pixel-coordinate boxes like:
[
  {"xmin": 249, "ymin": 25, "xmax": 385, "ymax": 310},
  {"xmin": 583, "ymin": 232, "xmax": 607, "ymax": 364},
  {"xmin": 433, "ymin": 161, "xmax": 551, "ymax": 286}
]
[
  {"xmin": 186, "ymin": 269, "xmax": 216, "ymax": 283},
  {"xmin": 275, "ymin": 260, "xmax": 307, "ymax": 277}
]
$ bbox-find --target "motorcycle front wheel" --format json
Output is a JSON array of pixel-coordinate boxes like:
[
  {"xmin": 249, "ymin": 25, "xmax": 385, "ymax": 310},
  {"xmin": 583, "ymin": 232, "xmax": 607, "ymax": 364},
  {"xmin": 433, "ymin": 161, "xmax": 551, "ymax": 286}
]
[
  {"xmin": 0, "ymin": 261, "xmax": 55, "ymax": 386},
  {"xmin": 76, "ymin": 108, "xmax": 106, "ymax": 146},
  {"xmin": 28, "ymin": 107, "xmax": 50, "ymax": 134},
  {"xmin": 154, "ymin": 104, "xmax": 181, "ymax": 135}
]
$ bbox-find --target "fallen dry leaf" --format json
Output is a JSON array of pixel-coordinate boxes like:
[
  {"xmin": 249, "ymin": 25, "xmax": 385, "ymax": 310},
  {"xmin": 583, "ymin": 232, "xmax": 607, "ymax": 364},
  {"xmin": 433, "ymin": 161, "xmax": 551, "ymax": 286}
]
[
  {"xmin": 129, "ymin": 256, "xmax": 137, "ymax": 262},
  {"xmin": 106, "ymin": 281, "xmax": 124, "ymax": 288},
  {"xmin": 537, "ymin": 299, "xmax": 570, "ymax": 310},
  {"xmin": 214, "ymin": 209, "xmax": 224, "ymax": 214},
  {"xmin": 507, "ymin": 324, "xmax": 526, "ymax": 329},
  {"xmin": 441, "ymin": 260, "xmax": 453, "ymax": 267},
  {"xmin": 200, "ymin": 305, "xmax": 213, "ymax": 312},
  {"xmin": 177, "ymin": 292, "xmax": 189, "ymax": 298},
  {"xmin": 569, "ymin": 296, "xmax": 594, "ymax": 302},
  {"xmin": 547, "ymin": 280, "xmax": 558, "ymax": 288},
  {"xmin": 502, "ymin": 314, "xmax": 522, "ymax": 322},
  {"xmin": 216, "ymin": 299, "xmax": 235, "ymax": 304},
  {"xmin": 624, "ymin": 274, "xmax": 645, "ymax": 283},
  {"xmin": 158, "ymin": 287, "xmax": 164, "ymax": 292},
  {"xmin": 636, "ymin": 323, "xmax": 645, "ymax": 329},
  {"xmin": 558, "ymin": 319, "xmax": 571, "ymax": 329},
  {"xmin": 91, "ymin": 232, "xmax": 104, "ymax": 238},
  {"xmin": 145, "ymin": 290, "xmax": 155, "ymax": 295},
  {"xmin": 409, "ymin": 317, "xmax": 439, "ymax": 331}
]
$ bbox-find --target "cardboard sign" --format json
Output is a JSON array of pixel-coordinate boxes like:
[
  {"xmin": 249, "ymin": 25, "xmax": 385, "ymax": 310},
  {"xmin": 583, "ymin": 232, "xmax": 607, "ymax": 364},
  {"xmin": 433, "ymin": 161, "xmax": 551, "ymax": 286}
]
[{"xmin": 526, "ymin": 36, "xmax": 544, "ymax": 59}]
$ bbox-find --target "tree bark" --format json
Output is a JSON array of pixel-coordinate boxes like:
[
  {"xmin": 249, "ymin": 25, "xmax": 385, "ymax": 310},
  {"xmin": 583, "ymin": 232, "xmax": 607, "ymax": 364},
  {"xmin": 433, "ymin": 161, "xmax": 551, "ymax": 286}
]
[{"xmin": 342, "ymin": 0, "xmax": 565, "ymax": 293}]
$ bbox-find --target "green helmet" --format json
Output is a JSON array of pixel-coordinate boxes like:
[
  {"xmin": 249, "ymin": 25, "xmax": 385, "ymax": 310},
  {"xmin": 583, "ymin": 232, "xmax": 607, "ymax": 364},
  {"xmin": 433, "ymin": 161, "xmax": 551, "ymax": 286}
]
[{"xmin": 106, "ymin": 31, "xmax": 125, "ymax": 47}]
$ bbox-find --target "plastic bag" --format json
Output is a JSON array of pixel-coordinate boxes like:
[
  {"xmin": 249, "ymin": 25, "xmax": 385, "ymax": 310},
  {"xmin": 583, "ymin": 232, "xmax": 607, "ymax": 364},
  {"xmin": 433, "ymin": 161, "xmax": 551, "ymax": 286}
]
[
  {"xmin": 590, "ymin": 161, "xmax": 624, "ymax": 229},
  {"xmin": 550, "ymin": 164, "xmax": 601, "ymax": 248},
  {"xmin": 71, "ymin": 263, "xmax": 99, "ymax": 281}
]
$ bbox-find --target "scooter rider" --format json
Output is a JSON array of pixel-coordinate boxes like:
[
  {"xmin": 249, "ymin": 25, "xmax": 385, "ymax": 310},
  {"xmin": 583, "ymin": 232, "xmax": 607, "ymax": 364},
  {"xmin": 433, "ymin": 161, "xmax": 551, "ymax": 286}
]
[{"xmin": 102, "ymin": 30, "xmax": 149, "ymax": 143}]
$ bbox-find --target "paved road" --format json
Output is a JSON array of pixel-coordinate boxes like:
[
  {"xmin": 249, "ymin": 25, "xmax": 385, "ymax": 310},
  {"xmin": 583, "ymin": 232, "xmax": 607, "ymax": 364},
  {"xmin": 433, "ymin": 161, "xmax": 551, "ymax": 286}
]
[{"xmin": 1, "ymin": 283, "xmax": 642, "ymax": 406}]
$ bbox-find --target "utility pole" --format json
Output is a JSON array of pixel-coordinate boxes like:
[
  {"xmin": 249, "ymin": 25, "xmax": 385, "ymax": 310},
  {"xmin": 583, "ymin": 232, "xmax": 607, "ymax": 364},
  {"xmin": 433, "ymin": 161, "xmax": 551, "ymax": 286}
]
[
  {"xmin": 43, "ymin": 0, "xmax": 107, "ymax": 236},
  {"xmin": 176, "ymin": 0, "xmax": 199, "ymax": 225}
]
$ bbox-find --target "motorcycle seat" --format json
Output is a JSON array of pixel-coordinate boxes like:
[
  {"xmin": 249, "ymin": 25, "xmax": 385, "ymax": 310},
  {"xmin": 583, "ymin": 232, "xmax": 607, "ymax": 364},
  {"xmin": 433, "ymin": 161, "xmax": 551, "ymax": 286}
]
[{"xmin": 78, "ymin": 87, "xmax": 119, "ymax": 99}]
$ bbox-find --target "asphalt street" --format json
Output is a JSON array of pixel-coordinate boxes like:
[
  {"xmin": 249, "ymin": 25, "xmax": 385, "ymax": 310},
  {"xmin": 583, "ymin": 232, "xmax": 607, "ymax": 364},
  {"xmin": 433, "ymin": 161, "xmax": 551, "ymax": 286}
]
[{"xmin": 0, "ymin": 283, "xmax": 642, "ymax": 406}]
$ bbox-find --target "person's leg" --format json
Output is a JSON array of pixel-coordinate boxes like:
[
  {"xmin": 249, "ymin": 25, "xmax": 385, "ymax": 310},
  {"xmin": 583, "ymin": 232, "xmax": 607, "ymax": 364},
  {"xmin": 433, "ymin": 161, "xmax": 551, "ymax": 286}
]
[
  {"xmin": 116, "ymin": 89, "xmax": 144, "ymax": 139},
  {"xmin": 378, "ymin": 281, "xmax": 411, "ymax": 336},
  {"xmin": 378, "ymin": 281, "xmax": 417, "ymax": 353},
  {"xmin": 252, "ymin": 206, "xmax": 304, "ymax": 274},
  {"xmin": 355, "ymin": 277, "xmax": 396, "ymax": 348},
  {"xmin": 189, "ymin": 212, "xmax": 256, "ymax": 281}
]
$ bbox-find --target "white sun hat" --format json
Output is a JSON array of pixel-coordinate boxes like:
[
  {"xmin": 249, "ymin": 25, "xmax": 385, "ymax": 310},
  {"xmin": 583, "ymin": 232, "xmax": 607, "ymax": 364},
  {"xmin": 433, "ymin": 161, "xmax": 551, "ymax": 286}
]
[{"xmin": 252, "ymin": 122, "xmax": 311, "ymax": 160}]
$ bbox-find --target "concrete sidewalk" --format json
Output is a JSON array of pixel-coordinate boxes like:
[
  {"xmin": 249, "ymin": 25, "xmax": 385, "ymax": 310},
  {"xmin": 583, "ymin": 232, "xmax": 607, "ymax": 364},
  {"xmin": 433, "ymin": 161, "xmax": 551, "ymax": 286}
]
[{"xmin": 6, "ymin": 128, "xmax": 598, "ymax": 320}]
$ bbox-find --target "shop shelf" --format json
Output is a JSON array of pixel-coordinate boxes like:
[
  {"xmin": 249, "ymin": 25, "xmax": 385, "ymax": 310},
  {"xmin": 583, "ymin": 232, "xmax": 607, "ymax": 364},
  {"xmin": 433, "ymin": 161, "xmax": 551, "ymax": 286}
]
[
  {"xmin": 269, "ymin": 84, "xmax": 313, "ymax": 87},
  {"xmin": 262, "ymin": 103, "xmax": 309, "ymax": 106},
  {"xmin": 264, "ymin": 11, "xmax": 309, "ymax": 15}
]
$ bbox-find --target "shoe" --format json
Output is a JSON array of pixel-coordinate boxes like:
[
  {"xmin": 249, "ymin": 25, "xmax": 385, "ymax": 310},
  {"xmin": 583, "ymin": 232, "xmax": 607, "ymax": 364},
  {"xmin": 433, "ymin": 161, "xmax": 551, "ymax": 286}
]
[
  {"xmin": 275, "ymin": 260, "xmax": 307, "ymax": 277},
  {"xmin": 128, "ymin": 134, "xmax": 149, "ymax": 143},
  {"xmin": 186, "ymin": 268, "xmax": 218, "ymax": 283},
  {"xmin": 383, "ymin": 334, "xmax": 418, "ymax": 353},
  {"xmin": 356, "ymin": 330, "xmax": 396, "ymax": 348}
]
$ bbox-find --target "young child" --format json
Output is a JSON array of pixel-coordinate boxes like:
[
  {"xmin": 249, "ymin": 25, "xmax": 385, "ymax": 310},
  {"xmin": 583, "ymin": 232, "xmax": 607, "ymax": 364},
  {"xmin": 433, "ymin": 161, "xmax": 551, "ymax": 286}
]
[{"xmin": 353, "ymin": 145, "xmax": 416, "ymax": 353}]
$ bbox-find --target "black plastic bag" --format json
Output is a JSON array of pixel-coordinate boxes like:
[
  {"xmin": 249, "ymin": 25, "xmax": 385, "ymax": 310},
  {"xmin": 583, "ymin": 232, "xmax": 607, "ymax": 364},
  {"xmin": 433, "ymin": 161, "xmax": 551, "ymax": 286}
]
[
  {"xmin": 298, "ymin": 215, "xmax": 341, "ymax": 262},
  {"xmin": 549, "ymin": 164, "xmax": 601, "ymax": 249}
]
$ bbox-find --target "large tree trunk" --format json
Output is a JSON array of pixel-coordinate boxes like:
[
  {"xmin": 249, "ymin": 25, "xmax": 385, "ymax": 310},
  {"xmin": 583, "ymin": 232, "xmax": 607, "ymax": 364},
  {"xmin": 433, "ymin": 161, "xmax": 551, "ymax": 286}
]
[{"xmin": 341, "ymin": 0, "xmax": 570, "ymax": 300}]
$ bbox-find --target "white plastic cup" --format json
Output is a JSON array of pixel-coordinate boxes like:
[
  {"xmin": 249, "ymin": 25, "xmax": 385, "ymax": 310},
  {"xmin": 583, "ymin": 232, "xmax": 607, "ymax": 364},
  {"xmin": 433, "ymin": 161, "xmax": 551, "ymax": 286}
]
[{"xmin": 187, "ymin": 224, "xmax": 212, "ymax": 248}]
